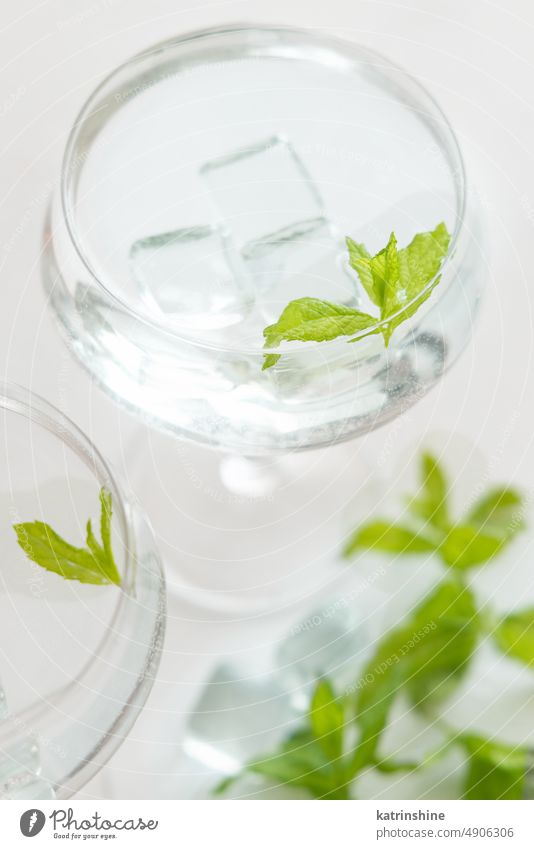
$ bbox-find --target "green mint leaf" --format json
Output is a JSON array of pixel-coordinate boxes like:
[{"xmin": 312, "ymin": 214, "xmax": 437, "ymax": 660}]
[
  {"xmin": 493, "ymin": 609, "xmax": 534, "ymax": 667},
  {"xmin": 309, "ymin": 679, "xmax": 345, "ymax": 761},
  {"xmin": 264, "ymin": 223, "xmax": 450, "ymax": 367},
  {"xmin": 13, "ymin": 487, "xmax": 121, "ymax": 586},
  {"xmin": 408, "ymin": 452, "xmax": 451, "ymax": 533},
  {"xmin": 403, "ymin": 581, "xmax": 479, "ymax": 706},
  {"xmin": 468, "ymin": 487, "xmax": 524, "ymax": 536},
  {"xmin": 343, "ymin": 519, "xmax": 435, "ymax": 559},
  {"xmin": 347, "ymin": 223, "xmax": 450, "ymax": 345},
  {"xmin": 262, "ymin": 298, "xmax": 377, "ymax": 369},
  {"xmin": 262, "ymin": 353, "xmax": 281, "ymax": 370},
  {"xmin": 99, "ymin": 487, "xmax": 115, "ymax": 562},
  {"xmin": 381, "ymin": 224, "xmax": 450, "ymax": 343},
  {"xmin": 350, "ymin": 664, "xmax": 403, "ymax": 774},
  {"xmin": 439, "ymin": 524, "xmax": 505, "ymax": 570},
  {"xmin": 345, "ymin": 238, "xmax": 376, "ymax": 304},
  {"xmin": 351, "ymin": 580, "xmax": 478, "ymax": 768},
  {"xmin": 462, "ymin": 735, "xmax": 527, "ymax": 800}
]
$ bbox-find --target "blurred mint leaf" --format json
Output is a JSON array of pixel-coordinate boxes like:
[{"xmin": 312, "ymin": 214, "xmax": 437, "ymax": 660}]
[
  {"xmin": 262, "ymin": 298, "xmax": 377, "ymax": 370},
  {"xmin": 309, "ymin": 679, "xmax": 345, "ymax": 761},
  {"xmin": 344, "ymin": 454, "xmax": 524, "ymax": 571},
  {"xmin": 14, "ymin": 487, "xmax": 121, "ymax": 586},
  {"xmin": 343, "ymin": 519, "xmax": 435, "ymax": 559},
  {"xmin": 351, "ymin": 580, "xmax": 478, "ymax": 769},
  {"xmin": 493, "ymin": 609, "xmax": 534, "ymax": 668},
  {"xmin": 245, "ymin": 733, "xmax": 339, "ymax": 797},
  {"xmin": 408, "ymin": 452, "xmax": 451, "ymax": 533},
  {"xmin": 462, "ymin": 735, "xmax": 527, "ymax": 800},
  {"xmin": 468, "ymin": 487, "xmax": 524, "ymax": 536},
  {"xmin": 439, "ymin": 524, "xmax": 505, "ymax": 570},
  {"xmin": 350, "ymin": 664, "xmax": 403, "ymax": 774}
]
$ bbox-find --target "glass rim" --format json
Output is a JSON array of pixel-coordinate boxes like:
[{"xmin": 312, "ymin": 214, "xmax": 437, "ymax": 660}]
[{"xmin": 60, "ymin": 23, "xmax": 468, "ymax": 357}]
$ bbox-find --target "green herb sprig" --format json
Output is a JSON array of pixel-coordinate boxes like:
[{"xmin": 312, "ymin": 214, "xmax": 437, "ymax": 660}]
[
  {"xmin": 262, "ymin": 223, "xmax": 450, "ymax": 369},
  {"xmin": 216, "ymin": 455, "xmax": 531, "ymax": 800},
  {"xmin": 343, "ymin": 451, "xmax": 524, "ymax": 569},
  {"xmin": 13, "ymin": 487, "xmax": 121, "ymax": 586}
]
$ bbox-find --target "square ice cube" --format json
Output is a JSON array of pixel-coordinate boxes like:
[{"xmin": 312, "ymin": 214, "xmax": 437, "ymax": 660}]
[
  {"xmin": 200, "ymin": 136, "xmax": 360, "ymax": 322},
  {"xmin": 184, "ymin": 664, "xmax": 296, "ymax": 773},
  {"xmin": 276, "ymin": 599, "xmax": 370, "ymax": 711},
  {"xmin": 129, "ymin": 225, "xmax": 254, "ymax": 330},
  {"xmin": 200, "ymin": 135, "xmax": 326, "ymax": 251}
]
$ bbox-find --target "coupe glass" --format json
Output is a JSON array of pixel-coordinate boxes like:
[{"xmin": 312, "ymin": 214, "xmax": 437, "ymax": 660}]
[
  {"xmin": 43, "ymin": 24, "xmax": 483, "ymax": 456},
  {"xmin": 0, "ymin": 383, "xmax": 165, "ymax": 799}
]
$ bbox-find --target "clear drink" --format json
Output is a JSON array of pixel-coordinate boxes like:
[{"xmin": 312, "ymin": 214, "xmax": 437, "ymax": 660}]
[{"xmin": 44, "ymin": 26, "xmax": 484, "ymax": 454}]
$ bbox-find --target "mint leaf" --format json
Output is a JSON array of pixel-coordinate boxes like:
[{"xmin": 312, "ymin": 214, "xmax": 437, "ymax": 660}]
[
  {"xmin": 351, "ymin": 581, "xmax": 478, "ymax": 768},
  {"xmin": 345, "ymin": 238, "xmax": 375, "ymax": 304},
  {"xmin": 438, "ymin": 487, "xmax": 524, "ymax": 569},
  {"xmin": 309, "ymin": 679, "xmax": 345, "ymax": 761},
  {"xmin": 383, "ymin": 223, "xmax": 450, "ymax": 342},
  {"xmin": 408, "ymin": 452, "xmax": 451, "ymax": 533},
  {"xmin": 439, "ymin": 524, "xmax": 506, "ymax": 570},
  {"xmin": 345, "ymin": 455, "xmax": 524, "ymax": 570},
  {"xmin": 462, "ymin": 735, "xmax": 527, "ymax": 800},
  {"xmin": 343, "ymin": 519, "xmax": 435, "ymax": 559},
  {"xmin": 13, "ymin": 487, "xmax": 121, "ymax": 586},
  {"xmin": 262, "ymin": 298, "xmax": 377, "ymax": 369},
  {"xmin": 350, "ymin": 664, "xmax": 403, "ymax": 774},
  {"xmin": 348, "ymin": 222, "xmax": 450, "ymax": 345},
  {"xmin": 262, "ymin": 223, "xmax": 449, "ymax": 367},
  {"xmin": 493, "ymin": 609, "xmax": 534, "ymax": 667},
  {"xmin": 468, "ymin": 487, "xmax": 524, "ymax": 536}
]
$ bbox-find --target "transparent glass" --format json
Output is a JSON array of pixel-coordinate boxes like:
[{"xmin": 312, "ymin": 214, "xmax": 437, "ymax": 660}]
[
  {"xmin": 43, "ymin": 25, "xmax": 484, "ymax": 456},
  {"xmin": 0, "ymin": 383, "xmax": 165, "ymax": 799}
]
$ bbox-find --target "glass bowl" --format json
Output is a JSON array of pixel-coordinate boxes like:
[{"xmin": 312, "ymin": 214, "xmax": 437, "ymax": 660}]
[
  {"xmin": 0, "ymin": 383, "xmax": 165, "ymax": 799},
  {"xmin": 43, "ymin": 24, "xmax": 485, "ymax": 456}
]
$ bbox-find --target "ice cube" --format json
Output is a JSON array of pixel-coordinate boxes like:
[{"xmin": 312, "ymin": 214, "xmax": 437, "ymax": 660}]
[
  {"xmin": 129, "ymin": 225, "xmax": 254, "ymax": 330},
  {"xmin": 276, "ymin": 599, "xmax": 370, "ymax": 711},
  {"xmin": 184, "ymin": 664, "xmax": 296, "ymax": 773},
  {"xmin": 200, "ymin": 135, "xmax": 326, "ymax": 250},
  {"xmin": 200, "ymin": 136, "xmax": 359, "ymax": 322},
  {"xmin": 0, "ymin": 708, "xmax": 45, "ymax": 800}
]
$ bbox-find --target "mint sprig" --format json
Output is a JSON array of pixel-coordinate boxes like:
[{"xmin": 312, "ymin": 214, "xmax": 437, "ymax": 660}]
[
  {"xmin": 343, "ymin": 452, "xmax": 523, "ymax": 569},
  {"xmin": 14, "ymin": 487, "xmax": 121, "ymax": 586},
  {"xmin": 262, "ymin": 223, "xmax": 450, "ymax": 369},
  {"xmin": 215, "ymin": 454, "xmax": 532, "ymax": 800}
]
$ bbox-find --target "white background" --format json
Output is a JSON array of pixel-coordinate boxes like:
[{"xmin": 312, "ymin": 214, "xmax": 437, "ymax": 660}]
[{"xmin": 0, "ymin": 0, "xmax": 533, "ymax": 800}]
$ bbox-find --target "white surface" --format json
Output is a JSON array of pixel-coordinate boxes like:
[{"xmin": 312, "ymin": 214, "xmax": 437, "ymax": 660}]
[{"xmin": 0, "ymin": 0, "xmax": 533, "ymax": 798}]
